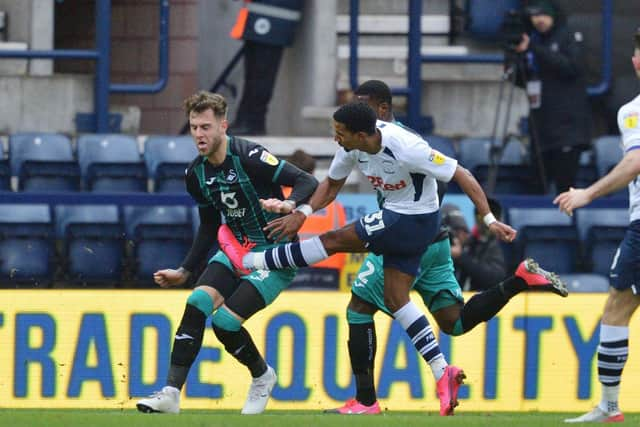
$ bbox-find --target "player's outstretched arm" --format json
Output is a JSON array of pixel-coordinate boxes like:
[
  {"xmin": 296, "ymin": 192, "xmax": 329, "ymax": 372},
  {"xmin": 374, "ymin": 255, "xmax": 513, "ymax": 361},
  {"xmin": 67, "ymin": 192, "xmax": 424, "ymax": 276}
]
[
  {"xmin": 451, "ymin": 165, "xmax": 517, "ymax": 242},
  {"xmin": 554, "ymin": 149, "xmax": 640, "ymax": 216},
  {"xmin": 263, "ymin": 177, "xmax": 346, "ymax": 242}
]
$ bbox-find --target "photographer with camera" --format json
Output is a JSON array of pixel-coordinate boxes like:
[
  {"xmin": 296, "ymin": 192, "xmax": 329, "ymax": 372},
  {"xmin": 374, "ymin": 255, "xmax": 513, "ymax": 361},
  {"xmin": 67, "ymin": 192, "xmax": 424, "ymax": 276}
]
[
  {"xmin": 511, "ymin": 0, "xmax": 591, "ymax": 195},
  {"xmin": 442, "ymin": 201, "xmax": 507, "ymax": 292}
]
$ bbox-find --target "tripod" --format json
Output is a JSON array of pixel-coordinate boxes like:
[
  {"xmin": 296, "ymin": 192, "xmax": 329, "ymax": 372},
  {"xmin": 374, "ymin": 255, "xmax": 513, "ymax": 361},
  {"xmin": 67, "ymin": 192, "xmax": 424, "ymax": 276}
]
[{"xmin": 486, "ymin": 51, "xmax": 547, "ymax": 195}]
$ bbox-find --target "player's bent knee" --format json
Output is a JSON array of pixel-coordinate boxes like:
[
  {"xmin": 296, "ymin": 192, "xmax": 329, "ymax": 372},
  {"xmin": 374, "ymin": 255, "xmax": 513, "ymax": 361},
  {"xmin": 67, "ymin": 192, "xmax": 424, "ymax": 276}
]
[
  {"xmin": 186, "ymin": 288, "xmax": 215, "ymax": 316},
  {"xmin": 346, "ymin": 308, "xmax": 374, "ymax": 324},
  {"xmin": 211, "ymin": 306, "xmax": 242, "ymax": 332}
]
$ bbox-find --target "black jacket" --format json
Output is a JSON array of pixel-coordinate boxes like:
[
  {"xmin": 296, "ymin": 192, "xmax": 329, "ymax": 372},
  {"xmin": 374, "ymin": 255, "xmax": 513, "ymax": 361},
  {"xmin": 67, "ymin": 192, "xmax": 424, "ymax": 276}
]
[
  {"xmin": 515, "ymin": 23, "xmax": 591, "ymax": 152},
  {"xmin": 454, "ymin": 233, "xmax": 507, "ymax": 291}
]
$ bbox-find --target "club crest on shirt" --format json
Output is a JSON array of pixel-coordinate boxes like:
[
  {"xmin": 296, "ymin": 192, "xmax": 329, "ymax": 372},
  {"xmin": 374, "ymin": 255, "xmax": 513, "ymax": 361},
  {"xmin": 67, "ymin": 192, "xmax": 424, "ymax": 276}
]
[
  {"xmin": 429, "ymin": 150, "xmax": 446, "ymax": 165},
  {"xmin": 623, "ymin": 111, "xmax": 638, "ymax": 129},
  {"xmin": 260, "ymin": 151, "xmax": 279, "ymax": 166},
  {"xmin": 226, "ymin": 169, "xmax": 238, "ymax": 183},
  {"xmin": 382, "ymin": 159, "xmax": 395, "ymax": 174}
]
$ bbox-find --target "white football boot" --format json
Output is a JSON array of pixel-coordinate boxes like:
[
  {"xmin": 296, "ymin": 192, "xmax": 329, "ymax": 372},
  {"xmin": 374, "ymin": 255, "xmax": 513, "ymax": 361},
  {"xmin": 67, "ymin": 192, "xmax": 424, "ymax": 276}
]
[
  {"xmin": 241, "ymin": 365, "xmax": 277, "ymax": 415},
  {"xmin": 564, "ymin": 406, "xmax": 624, "ymax": 423},
  {"xmin": 136, "ymin": 386, "xmax": 180, "ymax": 414}
]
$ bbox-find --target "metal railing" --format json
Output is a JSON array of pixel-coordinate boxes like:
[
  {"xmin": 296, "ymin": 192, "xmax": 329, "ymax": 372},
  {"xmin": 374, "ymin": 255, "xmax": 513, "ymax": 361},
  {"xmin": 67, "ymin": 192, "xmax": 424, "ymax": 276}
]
[
  {"xmin": 0, "ymin": 0, "xmax": 169, "ymax": 133},
  {"xmin": 348, "ymin": 0, "xmax": 613, "ymax": 132}
]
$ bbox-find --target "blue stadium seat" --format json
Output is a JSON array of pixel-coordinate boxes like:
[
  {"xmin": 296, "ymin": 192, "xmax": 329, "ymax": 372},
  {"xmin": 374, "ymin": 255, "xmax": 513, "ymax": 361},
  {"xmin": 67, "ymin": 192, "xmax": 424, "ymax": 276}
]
[
  {"xmin": 594, "ymin": 135, "xmax": 622, "ymax": 177},
  {"xmin": 0, "ymin": 204, "xmax": 53, "ymax": 286},
  {"xmin": 144, "ymin": 135, "xmax": 197, "ymax": 193},
  {"xmin": 459, "ymin": 138, "xmax": 533, "ymax": 194},
  {"xmin": 560, "ymin": 274, "xmax": 610, "ymax": 293},
  {"xmin": 593, "ymin": 136, "xmax": 626, "ymax": 198},
  {"xmin": 464, "ymin": 0, "xmax": 522, "ymax": 40},
  {"xmin": 507, "ymin": 207, "xmax": 578, "ymax": 274},
  {"xmin": 9, "ymin": 132, "xmax": 79, "ymax": 191},
  {"xmin": 77, "ymin": 134, "xmax": 147, "ymax": 192},
  {"xmin": 425, "ymin": 135, "xmax": 456, "ymax": 159},
  {"xmin": 575, "ymin": 208, "xmax": 628, "ymax": 276},
  {"xmin": 55, "ymin": 204, "xmax": 124, "ymax": 285},
  {"xmin": 124, "ymin": 205, "xmax": 193, "ymax": 285}
]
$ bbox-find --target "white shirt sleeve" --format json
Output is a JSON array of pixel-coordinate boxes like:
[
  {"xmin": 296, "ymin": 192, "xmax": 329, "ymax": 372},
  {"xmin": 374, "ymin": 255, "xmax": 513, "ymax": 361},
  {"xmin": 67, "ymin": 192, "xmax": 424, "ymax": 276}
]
[
  {"xmin": 328, "ymin": 147, "xmax": 356, "ymax": 180},
  {"xmin": 618, "ymin": 103, "xmax": 640, "ymax": 151},
  {"xmin": 396, "ymin": 137, "xmax": 458, "ymax": 182}
]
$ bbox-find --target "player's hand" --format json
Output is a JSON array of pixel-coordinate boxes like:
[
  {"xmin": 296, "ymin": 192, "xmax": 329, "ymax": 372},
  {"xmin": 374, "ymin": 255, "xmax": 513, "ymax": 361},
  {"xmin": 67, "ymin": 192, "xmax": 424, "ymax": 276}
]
[
  {"xmin": 488, "ymin": 221, "xmax": 517, "ymax": 243},
  {"xmin": 153, "ymin": 268, "xmax": 189, "ymax": 288},
  {"xmin": 260, "ymin": 198, "xmax": 295, "ymax": 214},
  {"xmin": 553, "ymin": 187, "xmax": 590, "ymax": 217},
  {"xmin": 263, "ymin": 211, "xmax": 306, "ymax": 242}
]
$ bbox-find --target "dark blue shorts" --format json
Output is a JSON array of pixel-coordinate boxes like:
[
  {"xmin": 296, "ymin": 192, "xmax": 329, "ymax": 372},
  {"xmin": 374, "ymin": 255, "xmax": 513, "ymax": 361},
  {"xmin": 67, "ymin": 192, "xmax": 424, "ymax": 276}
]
[
  {"xmin": 354, "ymin": 208, "xmax": 440, "ymax": 276},
  {"xmin": 610, "ymin": 220, "xmax": 640, "ymax": 294}
]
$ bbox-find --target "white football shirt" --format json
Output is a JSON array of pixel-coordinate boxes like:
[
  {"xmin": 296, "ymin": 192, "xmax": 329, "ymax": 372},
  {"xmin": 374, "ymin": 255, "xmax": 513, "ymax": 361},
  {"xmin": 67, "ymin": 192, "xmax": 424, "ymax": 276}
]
[
  {"xmin": 328, "ymin": 120, "xmax": 458, "ymax": 215},
  {"xmin": 618, "ymin": 93, "xmax": 640, "ymax": 222}
]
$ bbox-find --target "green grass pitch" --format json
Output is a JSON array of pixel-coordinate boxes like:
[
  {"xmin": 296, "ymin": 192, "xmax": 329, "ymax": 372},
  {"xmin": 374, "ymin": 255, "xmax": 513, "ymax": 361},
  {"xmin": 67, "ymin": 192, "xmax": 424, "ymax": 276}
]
[{"xmin": 1, "ymin": 410, "xmax": 639, "ymax": 427}]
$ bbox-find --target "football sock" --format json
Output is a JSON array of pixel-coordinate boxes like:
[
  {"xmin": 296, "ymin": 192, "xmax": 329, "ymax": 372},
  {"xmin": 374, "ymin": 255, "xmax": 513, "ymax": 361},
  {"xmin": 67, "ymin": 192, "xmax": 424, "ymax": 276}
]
[
  {"xmin": 244, "ymin": 236, "xmax": 328, "ymax": 270},
  {"xmin": 598, "ymin": 324, "xmax": 628, "ymax": 413},
  {"xmin": 167, "ymin": 303, "xmax": 207, "ymax": 389},
  {"xmin": 213, "ymin": 325, "xmax": 267, "ymax": 378},
  {"xmin": 455, "ymin": 281, "xmax": 514, "ymax": 335},
  {"xmin": 347, "ymin": 322, "xmax": 377, "ymax": 406},
  {"xmin": 393, "ymin": 301, "xmax": 446, "ymax": 380}
]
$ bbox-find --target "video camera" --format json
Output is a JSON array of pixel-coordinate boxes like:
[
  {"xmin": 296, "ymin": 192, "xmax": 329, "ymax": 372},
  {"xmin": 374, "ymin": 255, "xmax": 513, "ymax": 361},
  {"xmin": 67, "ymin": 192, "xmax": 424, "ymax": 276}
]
[{"xmin": 500, "ymin": 9, "xmax": 531, "ymax": 51}]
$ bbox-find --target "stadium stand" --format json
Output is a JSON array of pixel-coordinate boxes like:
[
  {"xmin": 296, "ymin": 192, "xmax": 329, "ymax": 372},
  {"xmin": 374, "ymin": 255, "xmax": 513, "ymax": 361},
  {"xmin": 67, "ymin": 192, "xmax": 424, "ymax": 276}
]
[
  {"xmin": 9, "ymin": 132, "xmax": 79, "ymax": 191},
  {"xmin": 593, "ymin": 135, "xmax": 626, "ymax": 198},
  {"xmin": 575, "ymin": 149, "xmax": 598, "ymax": 189},
  {"xmin": 507, "ymin": 207, "xmax": 579, "ymax": 274},
  {"xmin": 0, "ymin": 158, "xmax": 9, "ymax": 190},
  {"xmin": 77, "ymin": 134, "xmax": 147, "ymax": 192},
  {"xmin": 54, "ymin": 204, "xmax": 124, "ymax": 285},
  {"xmin": 575, "ymin": 208, "xmax": 628, "ymax": 276},
  {"xmin": 144, "ymin": 135, "xmax": 197, "ymax": 193},
  {"xmin": 123, "ymin": 205, "xmax": 192, "ymax": 286},
  {"xmin": 560, "ymin": 273, "xmax": 610, "ymax": 293},
  {"xmin": 458, "ymin": 137, "xmax": 533, "ymax": 194},
  {"xmin": 0, "ymin": 203, "xmax": 53, "ymax": 287}
]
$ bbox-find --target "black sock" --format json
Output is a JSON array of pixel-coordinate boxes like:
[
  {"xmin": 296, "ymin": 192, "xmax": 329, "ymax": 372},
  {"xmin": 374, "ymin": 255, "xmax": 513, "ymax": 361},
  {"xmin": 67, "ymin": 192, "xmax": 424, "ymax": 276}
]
[
  {"xmin": 348, "ymin": 322, "xmax": 377, "ymax": 406},
  {"xmin": 460, "ymin": 276, "xmax": 524, "ymax": 333},
  {"xmin": 213, "ymin": 325, "xmax": 267, "ymax": 378},
  {"xmin": 167, "ymin": 304, "xmax": 206, "ymax": 389},
  {"xmin": 499, "ymin": 276, "xmax": 528, "ymax": 299}
]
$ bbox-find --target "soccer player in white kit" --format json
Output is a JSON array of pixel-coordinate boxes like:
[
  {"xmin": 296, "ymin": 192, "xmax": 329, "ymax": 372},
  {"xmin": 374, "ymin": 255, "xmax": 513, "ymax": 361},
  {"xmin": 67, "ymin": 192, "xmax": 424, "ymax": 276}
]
[
  {"xmin": 555, "ymin": 29, "xmax": 640, "ymax": 424},
  {"xmin": 220, "ymin": 101, "xmax": 516, "ymax": 411}
]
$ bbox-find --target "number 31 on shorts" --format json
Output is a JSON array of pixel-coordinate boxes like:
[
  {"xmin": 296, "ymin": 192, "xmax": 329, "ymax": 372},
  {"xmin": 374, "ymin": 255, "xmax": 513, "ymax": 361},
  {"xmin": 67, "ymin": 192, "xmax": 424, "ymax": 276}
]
[{"xmin": 363, "ymin": 211, "xmax": 385, "ymax": 235}]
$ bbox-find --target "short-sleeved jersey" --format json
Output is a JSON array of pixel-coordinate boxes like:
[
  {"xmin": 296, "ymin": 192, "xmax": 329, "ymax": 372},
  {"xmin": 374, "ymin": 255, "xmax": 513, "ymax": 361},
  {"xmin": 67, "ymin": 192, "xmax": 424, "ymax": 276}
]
[
  {"xmin": 328, "ymin": 120, "xmax": 458, "ymax": 215},
  {"xmin": 617, "ymin": 93, "xmax": 640, "ymax": 222},
  {"xmin": 185, "ymin": 137, "xmax": 292, "ymax": 245}
]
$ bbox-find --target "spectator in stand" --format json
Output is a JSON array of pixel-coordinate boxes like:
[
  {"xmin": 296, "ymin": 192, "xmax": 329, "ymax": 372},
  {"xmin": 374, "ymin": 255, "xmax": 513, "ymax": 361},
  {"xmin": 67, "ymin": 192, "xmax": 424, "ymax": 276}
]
[
  {"xmin": 229, "ymin": 0, "xmax": 303, "ymax": 135},
  {"xmin": 513, "ymin": 0, "xmax": 591, "ymax": 194}
]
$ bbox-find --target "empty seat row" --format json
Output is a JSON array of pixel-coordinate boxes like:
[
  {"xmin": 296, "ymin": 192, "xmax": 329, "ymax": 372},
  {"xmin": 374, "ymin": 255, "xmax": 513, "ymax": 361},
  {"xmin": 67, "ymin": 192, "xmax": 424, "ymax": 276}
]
[
  {"xmin": 442, "ymin": 135, "xmax": 624, "ymax": 195},
  {"xmin": 0, "ymin": 203, "xmax": 199, "ymax": 287},
  {"xmin": 505, "ymin": 207, "xmax": 628, "ymax": 276},
  {"xmin": 0, "ymin": 133, "xmax": 197, "ymax": 193}
]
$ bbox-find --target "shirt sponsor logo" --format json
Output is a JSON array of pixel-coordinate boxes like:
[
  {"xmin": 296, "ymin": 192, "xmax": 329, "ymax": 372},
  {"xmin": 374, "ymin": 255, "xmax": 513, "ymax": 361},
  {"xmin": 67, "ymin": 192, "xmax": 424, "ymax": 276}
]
[
  {"xmin": 366, "ymin": 175, "xmax": 407, "ymax": 191},
  {"xmin": 260, "ymin": 151, "xmax": 279, "ymax": 166},
  {"xmin": 624, "ymin": 112, "xmax": 638, "ymax": 129},
  {"xmin": 226, "ymin": 207, "xmax": 247, "ymax": 218},
  {"xmin": 429, "ymin": 150, "xmax": 446, "ymax": 165}
]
